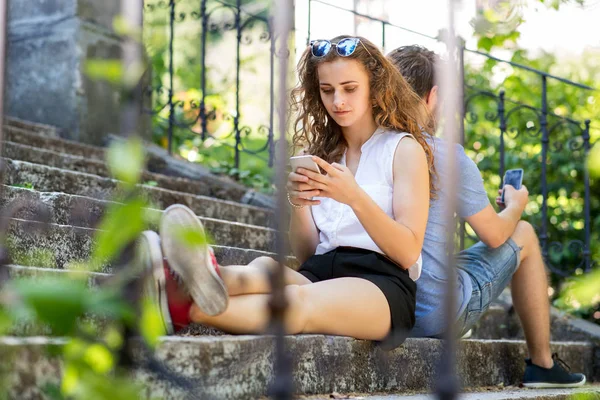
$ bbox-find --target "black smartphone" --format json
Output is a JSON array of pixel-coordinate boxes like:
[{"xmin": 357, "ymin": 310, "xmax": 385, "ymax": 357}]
[{"xmin": 501, "ymin": 169, "xmax": 524, "ymax": 203}]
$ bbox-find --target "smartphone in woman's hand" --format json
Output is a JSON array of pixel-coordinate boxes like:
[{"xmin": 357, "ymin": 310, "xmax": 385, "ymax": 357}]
[{"xmin": 290, "ymin": 155, "xmax": 322, "ymax": 175}]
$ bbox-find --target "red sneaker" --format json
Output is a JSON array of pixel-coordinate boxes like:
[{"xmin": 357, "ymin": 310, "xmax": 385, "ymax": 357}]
[
  {"xmin": 138, "ymin": 230, "xmax": 193, "ymax": 334},
  {"xmin": 159, "ymin": 204, "xmax": 229, "ymax": 316}
]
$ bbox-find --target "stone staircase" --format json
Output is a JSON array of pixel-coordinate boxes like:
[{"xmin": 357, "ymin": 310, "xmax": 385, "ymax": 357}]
[{"xmin": 1, "ymin": 118, "xmax": 599, "ymax": 399}]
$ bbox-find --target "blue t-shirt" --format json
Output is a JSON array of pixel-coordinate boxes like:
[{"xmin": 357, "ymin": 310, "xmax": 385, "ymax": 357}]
[{"xmin": 410, "ymin": 135, "xmax": 490, "ymax": 338}]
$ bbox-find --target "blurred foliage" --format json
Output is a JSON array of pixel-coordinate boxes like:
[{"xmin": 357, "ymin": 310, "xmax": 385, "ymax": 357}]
[
  {"xmin": 9, "ymin": 182, "xmax": 34, "ymax": 190},
  {"xmin": 0, "ymin": 137, "xmax": 167, "ymax": 398},
  {"xmin": 570, "ymin": 392, "xmax": 600, "ymax": 400},
  {"xmin": 143, "ymin": 0, "xmax": 275, "ymax": 193},
  {"xmin": 465, "ymin": 4, "xmax": 600, "ymax": 324},
  {"xmin": 470, "ymin": 0, "xmax": 585, "ymax": 52}
]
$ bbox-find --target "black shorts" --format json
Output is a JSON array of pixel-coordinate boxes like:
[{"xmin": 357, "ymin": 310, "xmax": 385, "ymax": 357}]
[{"xmin": 298, "ymin": 247, "xmax": 417, "ymax": 349}]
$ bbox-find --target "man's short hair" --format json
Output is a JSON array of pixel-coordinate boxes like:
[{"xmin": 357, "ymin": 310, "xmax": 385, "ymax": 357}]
[{"xmin": 387, "ymin": 45, "xmax": 439, "ymax": 99}]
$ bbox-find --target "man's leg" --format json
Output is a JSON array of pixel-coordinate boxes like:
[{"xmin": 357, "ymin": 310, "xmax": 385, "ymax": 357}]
[{"xmin": 509, "ymin": 220, "xmax": 552, "ymax": 368}]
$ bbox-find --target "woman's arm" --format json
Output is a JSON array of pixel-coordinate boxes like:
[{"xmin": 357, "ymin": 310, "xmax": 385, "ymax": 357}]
[
  {"xmin": 286, "ymin": 170, "xmax": 321, "ymax": 264},
  {"xmin": 351, "ymin": 138, "xmax": 429, "ymax": 268},
  {"xmin": 306, "ymin": 139, "xmax": 429, "ymax": 269},
  {"xmin": 288, "ymin": 206, "xmax": 320, "ymax": 265}
]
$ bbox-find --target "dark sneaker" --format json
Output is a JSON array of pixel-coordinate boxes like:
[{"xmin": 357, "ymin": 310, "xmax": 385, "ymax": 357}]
[
  {"xmin": 522, "ymin": 353, "xmax": 587, "ymax": 388},
  {"xmin": 159, "ymin": 204, "xmax": 229, "ymax": 316},
  {"xmin": 138, "ymin": 230, "xmax": 194, "ymax": 334}
]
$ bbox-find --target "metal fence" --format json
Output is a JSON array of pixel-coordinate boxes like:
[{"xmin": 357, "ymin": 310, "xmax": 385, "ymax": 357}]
[
  {"xmin": 306, "ymin": 0, "xmax": 596, "ymax": 278},
  {"xmin": 143, "ymin": 0, "xmax": 596, "ymax": 279},
  {"xmin": 143, "ymin": 0, "xmax": 278, "ymax": 170},
  {"xmin": 0, "ymin": 0, "xmax": 594, "ymax": 399}
]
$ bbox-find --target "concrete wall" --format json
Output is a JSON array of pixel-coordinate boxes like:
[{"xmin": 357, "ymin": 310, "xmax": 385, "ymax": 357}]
[{"xmin": 6, "ymin": 0, "xmax": 149, "ymax": 145}]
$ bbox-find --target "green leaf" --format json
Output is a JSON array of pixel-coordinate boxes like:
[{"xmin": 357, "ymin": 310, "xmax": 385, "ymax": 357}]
[
  {"xmin": 91, "ymin": 197, "xmax": 148, "ymax": 267},
  {"xmin": 175, "ymin": 225, "xmax": 209, "ymax": 247},
  {"xmin": 9, "ymin": 278, "xmax": 88, "ymax": 336},
  {"xmin": 588, "ymin": 143, "xmax": 600, "ymax": 178},
  {"xmin": 106, "ymin": 137, "xmax": 145, "ymax": 185},
  {"xmin": 477, "ymin": 37, "xmax": 494, "ymax": 52},
  {"xmin": 42, "ymin": 383, "xmax": 66, "ymax": 400},
  {"xmin": 0, "ymin": 308, "xmax": 12, "ymax": 334},
  {"xmin": 140, "ymin": 298, "xmax": 166, "ymax": 348},
  {"xmin": 83, "ymin": 344, "xmax": 115, "ymax": 374},
  {"xmin": 84, "ymin": 60, "xmax": 123, "ymax": 84},
  {"xmin": 112, "ymin": 16, "xmax": 142, "ymax": 42},
  {"xmin": 84, "ymin": 288, "xmax": 135, "ymax": 323},
  {"xmin": 560, "ymin": 268, "xmax": 600, "ymax": 308}
]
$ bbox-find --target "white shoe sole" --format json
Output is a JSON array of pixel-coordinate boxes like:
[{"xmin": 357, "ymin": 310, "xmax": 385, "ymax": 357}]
[
  {"xmin": 522, "ymin": 375, "xmax": 586, "ymax": 388},
  {"xmin": 159, "ymin": 204, "xmax": 229, "ymax": 316},
  {"xmin": 137, "ymin": 230, "xmax": 173, "ymax": 334}
]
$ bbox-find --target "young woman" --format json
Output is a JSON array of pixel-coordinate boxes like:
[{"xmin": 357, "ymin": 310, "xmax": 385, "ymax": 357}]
[{"xmin": 139, "ymin": 35, "xmax": 435, "ymax": 348}]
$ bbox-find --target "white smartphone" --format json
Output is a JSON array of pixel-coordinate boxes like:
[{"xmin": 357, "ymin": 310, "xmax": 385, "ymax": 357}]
[{"xmin": 290, "ymin": 155, "xmax": 322, "ymax": 174}]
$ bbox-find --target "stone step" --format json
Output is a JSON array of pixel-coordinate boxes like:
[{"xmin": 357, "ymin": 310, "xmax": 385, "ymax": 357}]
[
  {"xmin": 3, "ymin": 148, "xmax": 253, "ymax": 210},
  {"xmin": 361, "ymin": 386, "xmax": 600, "ymax": 399},
  {"xmin": 6, "ymin": 264, "xmax": 110, "ymax": 284},
  {"xmin": 1, "ymin": 265, "xmax": 244, "ymax": 337},
  {"xmin": 6, "ymin": 116, "xmax": 62, "ymax": 138},
  {"xmin": 4, "ymin": 265, "xmax": 113, "ymax": 336},
  {"xmin": 470, "ymin": 305, "xmax": 600, "ymax": 347},
  {"xmin": 4, "ymin": 124, "xmax": 104, "ymax": 160},
  {"xmin": 1, "ymin": 187, "xmax": 277, "ymax": 252},
  {"xmin": 6, "ymin": 264, "xmax": 598, "ymax": 344},
  {"xmin": 2, "ymin": 123, "xmax": 273, "ymax": 208},
  {"xmin": 4, "ymin": 218, "xmax": 295, "ymax": 273},
  {"xmin": 3, "ymin": 160, "xmax": 274, "ymax": 226},
  {"xmin": 2, "ymin": 140, "xmax": 261, "ymax": 205},
  {"xmin": 0, "ymin": 336, "xmax": 593, "ymax": 399}
]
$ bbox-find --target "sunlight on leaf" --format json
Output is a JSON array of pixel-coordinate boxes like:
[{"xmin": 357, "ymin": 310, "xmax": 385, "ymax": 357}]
[
  {"xmin": 175, "ymin": 226, "xmax": 208, "ymax": 247},
  {"xmin": 113, "ymin": 16, "xmax": 142, "ymax": 42},
  {"xmin": 103, "ymin": 326, "xmax": 123, "ymax": 350},
  {"xmin": 92, "ymin": 197, "xmax": 147, "ymax": 267},
  {"xmin": 569, "ymin": 392, "xmax": 600, "ymax": 400},
  {"xmin": 560, "ymin": 268, "xmax": 600, "ymax": 309},
  {"xmin": 588, "ymin": 143, "xmax": 600, "ymax": 178},
  {"xmin": 106, "ymin": 138, "xmax": 145, "ymax": 185},
  {"xmin": 83, "ymin": 344, "xmax": 114, "ymax": 374},
  {"xmin": 84, "ymin": 60, "xmax": 123, "ymax": 84},
  {"xmin": 0, "ymin": 308, "xmax": 11, "ymax": 335},
  {"xmin": 61, "ymin": 363, "xmax": 80, "ymax": 396},
  {"xmin": 140, "ymin": 298, "xmax": 166, "ymax": 348}
]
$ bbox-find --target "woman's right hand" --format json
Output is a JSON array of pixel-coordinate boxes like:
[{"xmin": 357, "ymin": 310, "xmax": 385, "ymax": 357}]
[{"xmin": 287, "ymin": 169, "xmax": 321, "ymax": 207}]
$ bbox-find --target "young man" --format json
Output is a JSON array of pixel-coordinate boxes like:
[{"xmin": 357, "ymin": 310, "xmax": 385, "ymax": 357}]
[{"xmin": 388, "ymin": 45, "xmax": 586, "ymax": 388}]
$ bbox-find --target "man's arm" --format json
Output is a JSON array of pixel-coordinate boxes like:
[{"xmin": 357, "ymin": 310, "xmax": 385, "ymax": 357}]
[{"xmin": 465, "ymin": 185, "xmax": 529, "ymax": 248}]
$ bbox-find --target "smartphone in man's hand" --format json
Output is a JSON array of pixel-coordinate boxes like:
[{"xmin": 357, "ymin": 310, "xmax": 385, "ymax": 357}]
[{"xmin": 501, "ymin": 168, "xmax": 524, "ymax": 203}]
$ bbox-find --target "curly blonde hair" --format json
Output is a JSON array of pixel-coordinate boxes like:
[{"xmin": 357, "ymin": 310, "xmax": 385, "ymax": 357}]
[{"xmin": 290, "ymin": 35, "xmax": 437, "ymax": 197}]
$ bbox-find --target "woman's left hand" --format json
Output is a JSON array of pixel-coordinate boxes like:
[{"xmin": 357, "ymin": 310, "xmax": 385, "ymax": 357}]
[{"xmin": 296, "ymin": 156, "xmax": 362, "ymax": 206}]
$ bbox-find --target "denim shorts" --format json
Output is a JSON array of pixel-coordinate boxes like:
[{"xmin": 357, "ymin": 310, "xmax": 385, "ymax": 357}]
[{"xmin": 456, "ymin": 238, "xmax": 522, "ymax": 336}]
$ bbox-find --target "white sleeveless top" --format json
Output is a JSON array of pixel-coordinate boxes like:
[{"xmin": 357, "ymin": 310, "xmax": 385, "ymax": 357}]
[{"xmin": 311, "ymin": 128, "xmax": 423, "ymax": 281}]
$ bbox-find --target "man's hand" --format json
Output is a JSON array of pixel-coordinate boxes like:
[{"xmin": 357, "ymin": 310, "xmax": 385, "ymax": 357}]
[{"xmin": 500, "ymin": 184, "xmax": 529, "ymax": 214}]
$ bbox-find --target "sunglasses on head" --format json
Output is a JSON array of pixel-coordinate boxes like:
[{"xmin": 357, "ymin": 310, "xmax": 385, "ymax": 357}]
[{"xmin": 310, "ymin": 37, "xmax": 370, "ymax": 58}]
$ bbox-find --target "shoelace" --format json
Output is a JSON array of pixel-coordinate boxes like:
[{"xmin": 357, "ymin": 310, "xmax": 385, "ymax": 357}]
[
  {"xmin": 165, "ymin": 262, "xmax": 190, "ymax": 294},
  {"xmin": 552, "ymin": 353, "xmax": 572, "ymax": 372}
]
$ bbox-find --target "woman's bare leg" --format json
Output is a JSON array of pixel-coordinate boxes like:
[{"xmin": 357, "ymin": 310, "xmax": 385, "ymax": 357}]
[
  {"xmin": 189, "ymin": 277, "xmax": 392, "ymax": 340},
  {"xmin": 220, "ymin": 256, "xmax": 312, "ymax": 296}
]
